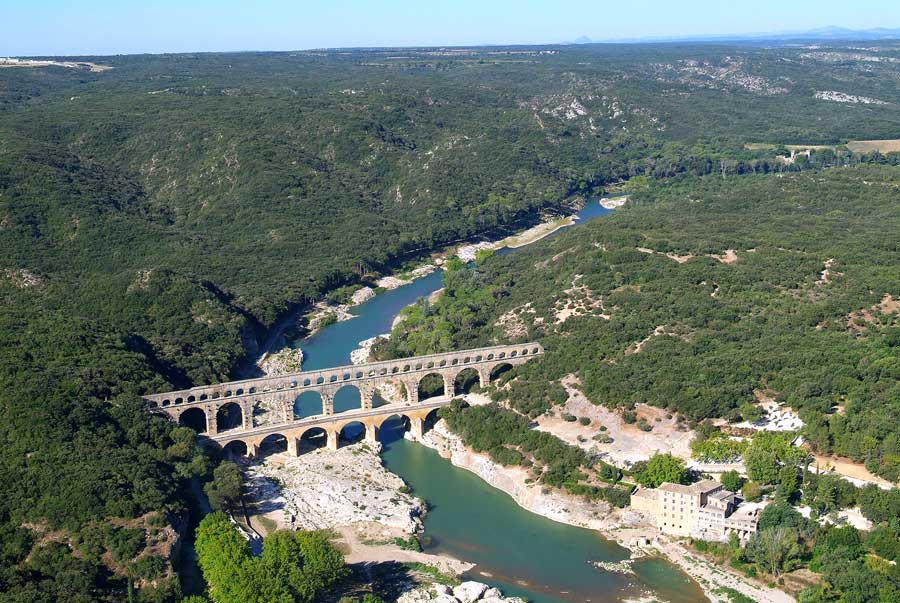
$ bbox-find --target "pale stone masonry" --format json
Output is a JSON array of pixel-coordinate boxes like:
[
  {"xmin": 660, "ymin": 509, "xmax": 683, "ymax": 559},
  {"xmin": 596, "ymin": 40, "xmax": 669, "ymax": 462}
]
[{"xmin": 631, "ymin": 479, "xmax": 760, "ymax": 542}]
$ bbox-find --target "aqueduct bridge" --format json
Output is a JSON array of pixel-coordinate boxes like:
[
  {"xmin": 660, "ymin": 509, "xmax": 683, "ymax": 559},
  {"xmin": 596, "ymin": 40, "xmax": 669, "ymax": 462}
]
[{"xmin": 145, "ymin": 343, "xmax": 543, "ymax": 456}]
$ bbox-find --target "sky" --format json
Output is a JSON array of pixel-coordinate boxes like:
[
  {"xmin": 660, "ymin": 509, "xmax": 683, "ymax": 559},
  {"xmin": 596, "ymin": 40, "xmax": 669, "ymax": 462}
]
[{"xmin": 2, "ymin": 0, "xmax": 899, "ymax": 56}]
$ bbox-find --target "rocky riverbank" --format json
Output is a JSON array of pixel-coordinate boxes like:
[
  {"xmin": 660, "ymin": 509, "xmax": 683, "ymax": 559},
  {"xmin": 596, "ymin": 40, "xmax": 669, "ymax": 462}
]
[
  {"xmin": 599, "ymin": 195, "xmax": 628, "ymax": 209},
  {"xmin": 398, "ymin": 581, "xmax": 525, "ymax": 603},
  {"xmin": 350, "ymin": 334, "xmax": 389, "ymax": 365},
  {"xmin": 258, "ymin": 346, "xmax": 304, "ymax": 375},
  {"xmin": 414, "ymin": 417, "xmax": 647, "ymax": 535},
  {"xmin": 245, "ymin": 442, "xmax": 423, "ymax": 535},
  {"xmin": 243, "ymin": 441, "xmax": 477, "ymax": 579},
  {"xmin": 413, "ymin": 415, "xmax": 795, "ymax": 603}
]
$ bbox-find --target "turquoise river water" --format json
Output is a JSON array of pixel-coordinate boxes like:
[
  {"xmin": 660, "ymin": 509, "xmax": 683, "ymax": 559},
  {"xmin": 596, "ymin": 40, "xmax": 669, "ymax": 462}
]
[{"xmin": 289, "ymin": 201, "xmax": 708, "ymax": 603}]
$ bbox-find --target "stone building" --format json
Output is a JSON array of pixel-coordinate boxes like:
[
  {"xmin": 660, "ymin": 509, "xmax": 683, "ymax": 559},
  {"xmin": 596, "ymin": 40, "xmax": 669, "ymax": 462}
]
[{"xmin": 630, "ymin": 479, "xmax": 760, "ymax": 542}]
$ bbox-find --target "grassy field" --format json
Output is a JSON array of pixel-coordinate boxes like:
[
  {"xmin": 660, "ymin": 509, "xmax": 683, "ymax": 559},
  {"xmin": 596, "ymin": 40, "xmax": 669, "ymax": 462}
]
[
  {"xmin": 745, "ymin": 143, "xmax": 840, "ymax": 152},
  {"xmin": 748, "ymin": 140, "xmax": 900, "ymax": 154},
  {"xmin": 846, "ymin": 139, "xmax": 900, "ymax": 153}
]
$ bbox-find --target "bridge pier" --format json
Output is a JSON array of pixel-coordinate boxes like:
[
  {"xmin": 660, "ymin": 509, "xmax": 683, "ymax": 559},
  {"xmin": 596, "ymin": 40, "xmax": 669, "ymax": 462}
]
[
  {"xmin": 477, "ymin": 367, "xmax": 490, "ymax": 389},
  {"xmin": 443, "ymin": 374, "xmax": 456, "ymax": 398},
  {"xmin": 287, "ymin": 437, "xmax": 300, "ymax": 457},
  {"xmin": 205, "ymin": 407, "xmax": 218, "ymax": 435},
  {"xmin": 322, "ymin": 391, "xmax": 334, "ymax": 416},
  {"xmin": 403, "ymin": 379, "xmax": 419, "ymax": 405},
  {"xmin": 360, "ymin": 383, "xmax": 376, "ymax": 409},
  {"xmin": 365, "ymin": 423, "xmax": 379, "ymax": 444},
  {"xmin": 242, "ymin": 401, "xmax": 253, "ymax": 430},
  {"xmin": 326, "ymin": 430, "xmax": 339, "ymax": 451},
  {"xmin": 410, "ymin": 417, "xmax": 424, "ymax": 441}
]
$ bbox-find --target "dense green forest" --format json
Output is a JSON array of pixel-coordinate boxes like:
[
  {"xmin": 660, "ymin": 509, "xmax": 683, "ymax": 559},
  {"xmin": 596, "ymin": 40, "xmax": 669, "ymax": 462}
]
[
  {"xmin": 382, "ymin": 166, "xmax": 900, "ymax": 482},
  {"xmin": 3, "ymin": 42, "xmax": 900, "ymax": 601},
  {"xmin": 381, "ymin": 165, "xmax": 900, "ymax": 601}
]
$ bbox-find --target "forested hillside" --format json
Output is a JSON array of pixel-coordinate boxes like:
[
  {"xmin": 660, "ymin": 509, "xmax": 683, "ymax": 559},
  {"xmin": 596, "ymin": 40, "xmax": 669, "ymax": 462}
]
[
  {"xmin": 3, "ymin": 42, "xmax": 900, "ymax": 601},
  {"xmin": 380, "ymin": 165, "xmax": 900, "ymax": 602},
  {"xmin": 381, "ymin": 166, "xmax": 900, "ymax": 481}
]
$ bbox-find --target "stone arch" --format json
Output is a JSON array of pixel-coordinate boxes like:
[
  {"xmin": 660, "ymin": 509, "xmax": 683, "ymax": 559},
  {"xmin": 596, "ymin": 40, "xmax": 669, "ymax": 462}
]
[
  {"xmin": 216, "ymin": 402, "xmax": 243, "ymax": 432},
  {"xmin": 294, "ymin": 391, "xmax": 323, "ymax": 419},
  {"xmin": 179, "ymin": 407, "xmax": 208, "ymax": 433},
  {"xmin": 223, "ymin": 440, "xmax": 248, "ymax": 458},
  {"xmin": 376, "ymin": 414, "xmax": 412, "ymax": 442},
  {"xmin": 424, "ymin": 407, "xmax": 442, "ymax": 431},
  {"xmin": 337, "ymin": 421, "xmax": 367, "ymax": 446},
  {"xmin": 258, "ymin": 433, "xmax": 288, "ymax": 456},
  {"xmin": 454, "ymin": 367, "xmax": 480, "ymax": 395},
  {"xmin": 299, "ymin": 426, "xmax": 328, "ymax": 452},
  {"xmin": 417, "ymin": 372, "xmax": 445, "ymax": 401},
  {"xmin": 489, "ymin": 362, "xmax": 514, "ymax": 383},
  {"xmin": 375, "ymin": 412, "xmax": 410, "ymax": 429},
  {"xmin": 332, "ymin": 384, "xmax": 362, "ymax": 414}
]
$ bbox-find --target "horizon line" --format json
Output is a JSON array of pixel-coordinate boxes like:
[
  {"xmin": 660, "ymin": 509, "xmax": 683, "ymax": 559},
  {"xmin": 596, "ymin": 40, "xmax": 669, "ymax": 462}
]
[{"xmin": 5, "ymin": 25, "xmax": 900, "ymax": 59}]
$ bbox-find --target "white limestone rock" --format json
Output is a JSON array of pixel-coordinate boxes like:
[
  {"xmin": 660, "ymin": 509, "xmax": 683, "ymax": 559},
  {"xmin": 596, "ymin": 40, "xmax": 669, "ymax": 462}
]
[
  {"xmin": 350, "ymin": 334, "xmax": 389, "ymax": 365},
  {"xmin": 351, "ymin": 286, "xmax": 376, "ymax": 305},
  {"xmin": 397, "ymin": 582, "xmax": 525, "ymax": 603},
  {"xmin": 245, "ymin": 442, "xmax": 423, "ymax": 533},
  {"xmin": 453, "ymin": 581, "xmax": 488, "ymax": 603},
  {"xmin": 259, "ymin": 347, "xmax": 304, "ymax": 376}
]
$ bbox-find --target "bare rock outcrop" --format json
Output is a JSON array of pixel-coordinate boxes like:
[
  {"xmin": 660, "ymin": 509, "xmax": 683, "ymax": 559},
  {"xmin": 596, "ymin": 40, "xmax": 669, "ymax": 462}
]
[
  {"xmin": 398, "ymin": 582, "xmax": 525, "ymax": 603},
  {"xmin": 259, "ymin": 347, "xmax": 304, "ymax": 376},
  {"xmin": 246, "ymin": 442, "xmax": 423, "ymax": 535}
]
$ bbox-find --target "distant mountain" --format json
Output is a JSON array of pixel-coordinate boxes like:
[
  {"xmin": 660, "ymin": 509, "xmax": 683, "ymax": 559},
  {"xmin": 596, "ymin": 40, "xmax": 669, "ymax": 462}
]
[{"xmin": 570, "ymin": 26, "xmax": 900, "ymax": 45}]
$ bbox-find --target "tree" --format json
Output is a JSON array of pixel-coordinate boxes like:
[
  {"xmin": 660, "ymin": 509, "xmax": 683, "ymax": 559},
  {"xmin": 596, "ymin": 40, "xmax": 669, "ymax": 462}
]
[
  {"xmin": 776, "ymin": 466, "xmax": 799, "ymax": 501},
  {"xmin": 292, "ymin": 530, "xmax": 349, "ymax": 600},
  {"xmin": 758, "ymin": 501, "xmax": 805, "ymax": 531},
  {"xmin": 720, "ymin": 470, "xmax": 744, "ymax": 493},
  {"xmin": 816, "ymin": 478, "xmax": 838, "ymax": 513},
  {"xmin": 195, "ymin": 513, "xmax": 347, "ymax": 603},
  {"xmin": 739, "ymin": 403, "xmax": 764, "ymax": 423},
  {"xmin": 744, "ymin": 444, "xmax": 780, "ymax": 484},
  {"xmin": 636, "ymin": 453, "xmax": 689, "ymax": 488},
  {"xmin": 746, "ymin": 527, "xmax": 802, "ymax": 577},
  {"xmin": 204, "ymin": 462, "xmax": 244, "ymax": 512},
  {"xmin": 194, "ymin": 513, "xmax": 253, "ymax": 603}
]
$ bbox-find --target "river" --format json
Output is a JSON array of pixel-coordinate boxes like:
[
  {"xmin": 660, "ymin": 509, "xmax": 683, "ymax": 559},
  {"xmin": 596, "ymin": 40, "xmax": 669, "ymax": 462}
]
[{"xmin": 285, "ymin": 199, "xmax": 708, "ymax": 603}]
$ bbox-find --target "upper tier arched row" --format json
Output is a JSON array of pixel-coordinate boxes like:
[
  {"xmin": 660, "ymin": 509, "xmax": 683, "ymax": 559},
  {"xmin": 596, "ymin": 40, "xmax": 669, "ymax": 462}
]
[{"xmin": 144, "ymin": 343, "xmax": 543, "ymax": 410}]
